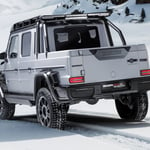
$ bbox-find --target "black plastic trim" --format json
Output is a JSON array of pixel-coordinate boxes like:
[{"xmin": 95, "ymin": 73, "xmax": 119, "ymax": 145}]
[
  {"xmin": 5, "ymin": 93, "xmax": 34, "ymax": 106},
  {"xmin": 34, "ymin": 72, "xmax": 69, "ymax": 104},
  {"xmin": 3, "ymin": 66, "xmax": 65, "ymax": 72},
  {"xmin": 67, "ymin": 77, "xmax": 150, "ymax": 100}
]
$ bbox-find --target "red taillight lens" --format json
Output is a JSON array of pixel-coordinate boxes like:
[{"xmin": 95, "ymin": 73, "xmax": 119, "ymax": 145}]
[
  {"xmin": 69, "ymin": 76, "xmax": 84, "ymax": 84},
  {"xmin": 141, "ymin": 69, "xmax": 150, "ymax": 76}
]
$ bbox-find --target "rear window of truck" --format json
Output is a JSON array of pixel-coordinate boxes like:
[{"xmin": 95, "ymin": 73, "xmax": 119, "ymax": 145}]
[{"xmin": 53, "ymin": 26, "xmax": 100, "ymax": 51}]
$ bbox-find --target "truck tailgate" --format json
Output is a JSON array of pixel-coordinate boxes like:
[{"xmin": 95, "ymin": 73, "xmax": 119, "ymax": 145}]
[{"xmin": 70, "ymin": 45, "xmax": 149, "ymax": 84}]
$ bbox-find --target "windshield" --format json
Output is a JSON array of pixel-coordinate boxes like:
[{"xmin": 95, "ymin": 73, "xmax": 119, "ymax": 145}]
[{"xmin": 48, "ymin": 26, "xmax": 100, "ymax": 51}]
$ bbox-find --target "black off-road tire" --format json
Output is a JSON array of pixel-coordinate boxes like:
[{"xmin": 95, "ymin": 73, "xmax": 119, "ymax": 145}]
[
  {"xmin": 36, "ymin": 88, "xmax": 67, "ymax": 130},
  {"xmin": 0, "ymin": 97, "xmax": 15, "ymax": 120},
  {"xmin": 115, "ymin": 93, "xmax": 148, "ymax": 121}
]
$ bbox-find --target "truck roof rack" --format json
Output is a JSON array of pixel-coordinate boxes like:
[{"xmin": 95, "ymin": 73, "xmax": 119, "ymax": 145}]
[
  {"xmin": 11, "ymin": 16, "xmax": 40, "ymax": 32},
  {"xmin": 41, "ymin": 12, "xmax": 110, "ymax": 20},
  {"xmin": 11, "ymin": 12, "xmax": 111, "ymax": 32}
]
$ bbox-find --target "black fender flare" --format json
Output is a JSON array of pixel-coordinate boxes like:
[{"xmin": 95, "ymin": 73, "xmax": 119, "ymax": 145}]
[{"xmin": 34, "ymin": 72, "xmax": 69, "ymax": 104}]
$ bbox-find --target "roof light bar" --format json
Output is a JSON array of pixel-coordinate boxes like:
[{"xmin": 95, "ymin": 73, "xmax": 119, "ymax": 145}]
[
  {"xmin": 65, "ymin": 12, "xmax": 110, "ymax": 20},
  {"xmin": 65, "ymin": 14, "xmax": 88, "ymax": 20},
  {"xmin": 87, "ymin": 12, "xmax": 110, "ymax": 17}
]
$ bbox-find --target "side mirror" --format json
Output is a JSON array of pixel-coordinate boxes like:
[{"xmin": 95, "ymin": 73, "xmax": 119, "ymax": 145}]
[
  {"xmin": 10, "ymin": 52, "xmax": 17, "ymax": 58},
  {"xmin": 0, "ymin": 52, "xmax": 7, "ymax": 59}
]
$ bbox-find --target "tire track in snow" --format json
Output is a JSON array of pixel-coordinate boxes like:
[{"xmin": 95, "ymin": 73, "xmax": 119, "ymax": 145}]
[
  {"xmin": 66, "ymin": 113, "xmax": 150, "ymax": 150},
  {"xmin": 13, "ymin": 112, "xmax": 150, "ymax": 149},
  {"xmin": 66, "ymin": 122, "xmax": 150, "ymax": 150}
]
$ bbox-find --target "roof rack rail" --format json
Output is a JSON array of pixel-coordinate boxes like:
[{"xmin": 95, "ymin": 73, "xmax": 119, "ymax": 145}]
[
  {"xmin": 41, "ymin": 12, "xmax": 111, "ymax": 21},
  {"xmin": 11, "ymin": 12, "xmax": 111, "ymax": 32},
  {"xmin": 11, "ymin": 16, "xmax": 40, "ymax": 32}
]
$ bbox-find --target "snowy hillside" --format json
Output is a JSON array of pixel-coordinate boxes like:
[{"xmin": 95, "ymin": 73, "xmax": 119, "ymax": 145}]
[
  {"xmin": 0, "ymin": 0, "xmax": 52, "ymax": 14},
  {"xmin": 110, "ymin": 0, "xmax": 150, "ymax": 23},
  {"xmin": 0, "ymin": 0, "xmax": 60, "ymax": 50},
  {"xmin": 0, "ymin": 0, "xmax": 150, "ymax": 23},
  {"xmin": 0, "ymin": 0, "xmax": 149, "ymax": 51},
  {"xmin": 53, "ymin": 0, "xmax": 150, "ymax": 23}
]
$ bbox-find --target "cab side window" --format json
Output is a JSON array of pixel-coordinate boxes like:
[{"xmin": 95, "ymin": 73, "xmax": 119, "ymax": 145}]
[
  {"xmin": 21, "ymin": 32, "xmax": 31, "ymax": 57},
  {"xmin": 8, "ymin": 35, "xmax": 19, "ymax": 58}
]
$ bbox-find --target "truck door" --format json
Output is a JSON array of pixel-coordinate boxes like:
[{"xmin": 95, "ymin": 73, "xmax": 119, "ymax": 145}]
[
  {"xmin": 4, "ymin": 35, "xmax": 20, "ymax": 93},
  {"xmin": 18, "ymin": 30, "xmax": 36, "ymax": 94}
]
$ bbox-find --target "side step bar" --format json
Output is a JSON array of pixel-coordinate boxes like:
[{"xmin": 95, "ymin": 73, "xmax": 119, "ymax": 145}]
[{"xmin": 5, "ymin": 93, "xmax": 34, "ymax": 106}]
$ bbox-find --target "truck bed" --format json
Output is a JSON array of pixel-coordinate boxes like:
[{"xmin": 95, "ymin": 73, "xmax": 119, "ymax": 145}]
[{"xmin": 69, "ymin": 44, "xmax": 149, "ymax": 85}]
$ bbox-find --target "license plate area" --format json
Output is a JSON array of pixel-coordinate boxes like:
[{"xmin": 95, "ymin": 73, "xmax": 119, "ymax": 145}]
[{"xmin": 101, "ymin": 81, "xmax": 129, "ymax": 93}]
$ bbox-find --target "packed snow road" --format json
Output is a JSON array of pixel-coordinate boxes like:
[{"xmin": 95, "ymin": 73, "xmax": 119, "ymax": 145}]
[
  {"xmin": 0, "ymin": 103, "xmax": 150, "ymax": 150},
  {"xmin": 67, "ymin": 113, "xmax": 150, "ymax": 150}
]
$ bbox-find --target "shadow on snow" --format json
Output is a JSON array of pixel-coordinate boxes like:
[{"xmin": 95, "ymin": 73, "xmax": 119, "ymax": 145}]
[{"xmin": 0, "ymin": 112, "xmax": 149, "ymax": 142}]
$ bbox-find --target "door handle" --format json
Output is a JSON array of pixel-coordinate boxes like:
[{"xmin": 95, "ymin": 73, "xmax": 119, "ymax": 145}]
[
  {"xmin": 28, "ymin": 68, "xmax": 33, "ymax": 73},
  {"xmin": 28, "ymin": 68, "xmax": 32, "ymax": 71},
  {"xmin": 14, "ymin": 69, "xmax": 18, "ymax": 71}
]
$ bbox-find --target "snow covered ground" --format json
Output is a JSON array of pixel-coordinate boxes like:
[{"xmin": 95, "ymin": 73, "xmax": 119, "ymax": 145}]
[
  {"xmin": 1, "ymin": 100, "xmax": 148, "ymax": 150},
  {"xmin": 0, "ymin": 0, "xmax": 150, "ymax": 149}
]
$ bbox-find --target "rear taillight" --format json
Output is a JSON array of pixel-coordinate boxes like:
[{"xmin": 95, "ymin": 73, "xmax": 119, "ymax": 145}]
[
  {"xmin": 69, "ymin": 76, "xmax": 84, "ymax": 84},
  {"xmin": 140, "ymin": 69, "xmax": 150, "ymax": 76}
]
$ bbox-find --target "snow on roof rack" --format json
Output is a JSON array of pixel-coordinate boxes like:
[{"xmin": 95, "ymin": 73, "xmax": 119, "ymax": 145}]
[{"xmin": 11, "ymin": 12, "xmax": 110, "ymax": 32}]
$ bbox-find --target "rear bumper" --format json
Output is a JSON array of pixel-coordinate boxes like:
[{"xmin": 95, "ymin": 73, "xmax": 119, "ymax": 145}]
[{"xmin": 67, "ymin": 77, "xmax": 150, "ymax": 100}]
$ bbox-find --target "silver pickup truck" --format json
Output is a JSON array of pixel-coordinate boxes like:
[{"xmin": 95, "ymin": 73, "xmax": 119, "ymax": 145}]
[{"xmin": 0, "ymin": 12, "xmax": 150, "ymax": 129}]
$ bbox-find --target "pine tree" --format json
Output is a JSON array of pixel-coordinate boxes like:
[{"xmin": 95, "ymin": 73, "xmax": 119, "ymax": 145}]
[
  {"xmin": 71, "ymin": 9, "xmax": 84, "ymax": 14},
  {"xmin": 73, "ymin": 0, "xmax": 79, "ymax": 4},
  {"xmin": 125, "ymin": 7, "xmax": 130, "ymax": 16},
  {"xmin": 141, "ymin": 8, "xmax": 146, "ymax": 19}
]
